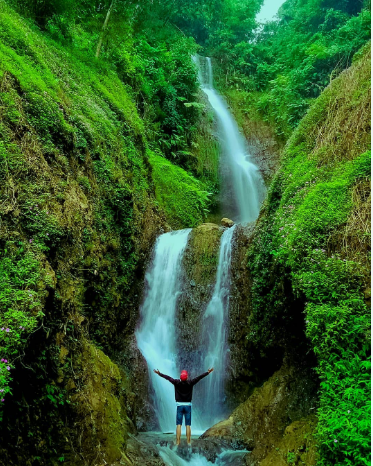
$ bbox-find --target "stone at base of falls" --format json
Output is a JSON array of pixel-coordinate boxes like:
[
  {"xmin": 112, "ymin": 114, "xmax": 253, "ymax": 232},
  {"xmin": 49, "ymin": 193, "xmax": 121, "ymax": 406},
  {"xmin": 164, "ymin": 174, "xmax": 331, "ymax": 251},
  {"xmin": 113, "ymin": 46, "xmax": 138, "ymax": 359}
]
[
  {"xmin": 221, "ymin": 218, "xmax": 235, "ymax": 228},
  {"xmin": 202, "ymin": 364, "xmax": 318, "ymax": 466},
  {"xmin": 201, "ymin": 418, "xmax": 235, "ymax": 442},
  {"xmin": 137, "ymin": 432, "xmax": 247, "ymax": 464},
  {"xmin": 126, "ymin": 434, "xmax": 167, "ymax": 465}
]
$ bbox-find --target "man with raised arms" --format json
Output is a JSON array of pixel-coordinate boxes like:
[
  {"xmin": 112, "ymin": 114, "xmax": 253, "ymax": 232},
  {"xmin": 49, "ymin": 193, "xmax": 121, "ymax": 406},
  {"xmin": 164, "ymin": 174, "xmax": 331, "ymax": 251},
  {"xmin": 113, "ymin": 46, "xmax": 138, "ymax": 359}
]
[{"xmin": 154, "ymin": 367, "xmax": 214, "ymax": 446}]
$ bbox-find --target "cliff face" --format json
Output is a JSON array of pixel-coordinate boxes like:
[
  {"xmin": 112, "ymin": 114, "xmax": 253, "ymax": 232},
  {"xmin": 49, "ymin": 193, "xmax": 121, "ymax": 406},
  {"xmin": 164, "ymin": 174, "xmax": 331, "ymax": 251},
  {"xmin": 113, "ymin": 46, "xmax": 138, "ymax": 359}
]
[
  {"xmin": 212, "ymin": 47, "xmax": 371, "ymax": 466},
  {"xmin": 0, "ymin": 23, "xmax": 164, "ymax": 466},
  {"xmin": 0, "ymin": 4, "xmax": 210, "ymax": 464}
]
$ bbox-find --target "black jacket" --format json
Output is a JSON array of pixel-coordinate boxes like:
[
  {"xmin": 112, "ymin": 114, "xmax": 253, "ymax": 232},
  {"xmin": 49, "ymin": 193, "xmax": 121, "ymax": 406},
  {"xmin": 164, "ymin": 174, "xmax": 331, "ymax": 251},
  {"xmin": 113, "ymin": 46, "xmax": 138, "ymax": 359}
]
[{"xmin": 158, "ymin": 372, "xmax": 209, "ymax": 402}]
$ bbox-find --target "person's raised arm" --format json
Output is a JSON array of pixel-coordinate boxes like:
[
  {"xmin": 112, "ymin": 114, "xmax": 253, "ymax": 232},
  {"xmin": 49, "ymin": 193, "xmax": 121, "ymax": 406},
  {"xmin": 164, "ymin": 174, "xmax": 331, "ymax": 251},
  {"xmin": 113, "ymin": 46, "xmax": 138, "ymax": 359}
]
[
  {"xmin": 153, "ymin": 369, "xmax": 177, "ymax": 385},
  {"xmin": 191, "ymin": 367, "xmax": 214, "ymax": 385}
]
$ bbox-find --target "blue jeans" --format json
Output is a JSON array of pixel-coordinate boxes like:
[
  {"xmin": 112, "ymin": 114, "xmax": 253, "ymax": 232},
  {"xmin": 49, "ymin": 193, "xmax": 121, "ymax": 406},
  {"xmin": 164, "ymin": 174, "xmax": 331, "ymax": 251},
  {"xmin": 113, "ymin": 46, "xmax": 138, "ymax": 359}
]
[{"xmin": 176, "ymin": 405, "xmax": 191, "ymax": 426}]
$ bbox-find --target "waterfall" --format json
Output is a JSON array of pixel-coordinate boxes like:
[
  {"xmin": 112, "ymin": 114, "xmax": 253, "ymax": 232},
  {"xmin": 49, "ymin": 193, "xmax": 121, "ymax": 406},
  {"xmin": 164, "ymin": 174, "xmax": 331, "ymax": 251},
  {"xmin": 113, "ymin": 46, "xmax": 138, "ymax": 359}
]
[
  {"xmin": 136, "ymin": 229, "xmax": 192, "ymax": 433},
  {"xmin": 195, "ymin": 226, "xmax": 236, "ymax": 429},
  {"xmin": 136, "ymin": 225, "xmax": 236, "ymax": 433},
  {"xmin": 137, "ymin": 56, "xmax": 264, "ymax": 437},
  {"xmin": 194, "ymin": 55, "xmax": 265, "ymax": 224}
]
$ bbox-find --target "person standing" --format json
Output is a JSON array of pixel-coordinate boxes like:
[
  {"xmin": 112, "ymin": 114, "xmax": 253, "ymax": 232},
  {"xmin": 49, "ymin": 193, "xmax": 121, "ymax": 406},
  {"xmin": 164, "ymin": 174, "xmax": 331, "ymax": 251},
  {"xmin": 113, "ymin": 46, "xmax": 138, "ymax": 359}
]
[{"xmin": 153, "ymin": 367, "xmax": 214, "ymax": 446}]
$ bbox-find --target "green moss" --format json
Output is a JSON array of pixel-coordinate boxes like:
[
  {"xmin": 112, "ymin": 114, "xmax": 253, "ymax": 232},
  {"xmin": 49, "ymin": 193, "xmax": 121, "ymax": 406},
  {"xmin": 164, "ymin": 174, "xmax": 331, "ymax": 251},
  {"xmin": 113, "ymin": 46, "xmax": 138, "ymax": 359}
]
[
  {"xmin": 185, "ymin": 223, "xmax": 222, "ymax": 287},
  {"xmin": 72, "ymin": 340, "xmax": 131, "ymax": 464},
  {"xmin": 149, "ymin": 151, "xmax": 211, "ymax": 229},
  {"xmin": 0, "ymin": 1, "xmax": 211, "ymax": 463},
  {"xmin": 248, "ymin": 49, "xmax": 371, "ymax": 465}
]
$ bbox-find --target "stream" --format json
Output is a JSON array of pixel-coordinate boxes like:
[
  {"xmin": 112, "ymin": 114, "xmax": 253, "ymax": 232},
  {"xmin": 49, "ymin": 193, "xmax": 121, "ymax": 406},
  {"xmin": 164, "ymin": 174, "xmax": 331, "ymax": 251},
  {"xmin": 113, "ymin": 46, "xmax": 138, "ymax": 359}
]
[{"xmin": 135, "ymin": 57, "xmax": 265, "ymax": 465}]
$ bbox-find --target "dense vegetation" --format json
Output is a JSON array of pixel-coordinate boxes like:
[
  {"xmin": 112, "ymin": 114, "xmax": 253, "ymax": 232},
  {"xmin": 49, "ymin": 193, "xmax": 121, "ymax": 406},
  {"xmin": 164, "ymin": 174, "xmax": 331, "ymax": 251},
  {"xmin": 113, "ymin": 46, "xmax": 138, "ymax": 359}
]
[
  {"xmin": 0, "ymin": 0, "xmax": 218, "ymax": 463},
  {"xmin": 248, "ymin": 48, "xmax": 371, "ymax": 465},
  {"xmin": 0, "ymin": 0, "xmax": 370, "ymax": 465},
  {"xmin": 213, "ymin": 0, "xmax": 370, "ymax": 138}
]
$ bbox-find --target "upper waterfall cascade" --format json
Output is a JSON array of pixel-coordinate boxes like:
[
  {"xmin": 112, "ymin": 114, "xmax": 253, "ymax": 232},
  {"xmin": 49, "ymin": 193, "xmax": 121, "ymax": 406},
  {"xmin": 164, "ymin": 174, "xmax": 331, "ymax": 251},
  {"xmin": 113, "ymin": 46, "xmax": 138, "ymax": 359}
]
[{"xmin": 194, "ymin": 55, "xmax": 266, "ymax": 224}]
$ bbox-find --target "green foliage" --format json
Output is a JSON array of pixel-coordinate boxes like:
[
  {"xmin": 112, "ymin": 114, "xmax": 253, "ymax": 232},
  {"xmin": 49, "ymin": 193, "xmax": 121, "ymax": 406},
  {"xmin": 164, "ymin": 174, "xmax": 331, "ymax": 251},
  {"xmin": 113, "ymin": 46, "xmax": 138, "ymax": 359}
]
[
  {"xmin": 0, "ymin": 243, "xmax": 43, "ymax": 409},
  {"xmin": 149, "ymin": 152, "xmax": 211, "ymax": 229},
  {"xmin": 5, "ymin": 0, "xmax": 204, "ymax": 166},
  {"xmin": 215, "ymin": 0, "xmax": 370, "ymax": 138},
  {"xmin": 248, "ymin": 53, "xmax": 371, "ymax": 466},
  {"xmin": 132, "ymin": 31, "xmax": 200, "ymax": 163},
  {"xmin": 287, "ymin": 451, "xmax": 296, "ymax": 464},
  {"xmin": 306, "ymin": 301, "xmax": 370, "ymax": 466}
]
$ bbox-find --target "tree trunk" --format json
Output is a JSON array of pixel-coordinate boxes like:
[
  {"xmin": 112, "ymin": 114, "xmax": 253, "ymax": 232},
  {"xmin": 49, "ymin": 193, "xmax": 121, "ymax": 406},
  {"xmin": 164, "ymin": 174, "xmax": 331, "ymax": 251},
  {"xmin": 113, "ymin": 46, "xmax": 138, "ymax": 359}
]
[{"xmin": 95, "ymin": 0, "xmax": 116, "ymax": 58}]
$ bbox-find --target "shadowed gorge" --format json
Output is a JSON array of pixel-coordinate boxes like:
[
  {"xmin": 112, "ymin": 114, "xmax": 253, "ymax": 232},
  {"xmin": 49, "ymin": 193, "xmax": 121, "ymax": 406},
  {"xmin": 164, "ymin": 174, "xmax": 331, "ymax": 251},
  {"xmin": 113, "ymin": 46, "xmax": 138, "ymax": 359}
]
[{"xmin": 0, "ymin": 0, "xmax": 370, "ymax": 465}]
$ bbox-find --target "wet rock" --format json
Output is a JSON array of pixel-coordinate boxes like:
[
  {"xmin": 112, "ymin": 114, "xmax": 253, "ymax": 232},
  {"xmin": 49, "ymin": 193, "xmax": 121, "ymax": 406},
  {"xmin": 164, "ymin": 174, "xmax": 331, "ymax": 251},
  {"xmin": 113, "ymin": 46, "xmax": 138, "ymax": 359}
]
[
  {"xmin": 176, "ymin": 223, "xmax": 222, "ymax": 370},
  {"xmin": 137, "ymin": 432, "xmax": 246, "ymax": 464},
  {"xmin": 221, "ymin": 218, "xmax": 235, "ymax": 228},
  {"xmin": 202, "ymin": 364, "xmax": 318, "ymax": 466},
  {"xmin": 126, "ymin": 434, "xmax": 166, "ymax": 465},
  {"xmin": 122, "ymin": 334, "xmax": 160, "ymax": 432}
]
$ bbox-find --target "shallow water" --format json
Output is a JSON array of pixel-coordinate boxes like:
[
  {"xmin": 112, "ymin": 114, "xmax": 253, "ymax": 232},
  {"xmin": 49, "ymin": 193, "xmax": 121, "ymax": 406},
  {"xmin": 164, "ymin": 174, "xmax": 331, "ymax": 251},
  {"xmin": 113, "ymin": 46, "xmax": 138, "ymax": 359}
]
[{"xmin": 159, "ymin": 446, "xmax": 248, "ymax": 466}]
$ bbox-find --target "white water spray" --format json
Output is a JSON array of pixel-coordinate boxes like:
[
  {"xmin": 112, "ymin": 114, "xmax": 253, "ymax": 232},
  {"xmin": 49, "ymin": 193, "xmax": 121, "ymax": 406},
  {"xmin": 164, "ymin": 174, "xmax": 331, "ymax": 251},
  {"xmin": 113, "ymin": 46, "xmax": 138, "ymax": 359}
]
[
  {"xmin": 193, "ymin": 55, "xmax": 265, "ymax": 223},
  {"xmin": 136, "ymin": 229, "xmax": 191, "ymax": 433},
  {"xmin": 159, "ymin": 446, "xmax": 248, "ymax": 466}
]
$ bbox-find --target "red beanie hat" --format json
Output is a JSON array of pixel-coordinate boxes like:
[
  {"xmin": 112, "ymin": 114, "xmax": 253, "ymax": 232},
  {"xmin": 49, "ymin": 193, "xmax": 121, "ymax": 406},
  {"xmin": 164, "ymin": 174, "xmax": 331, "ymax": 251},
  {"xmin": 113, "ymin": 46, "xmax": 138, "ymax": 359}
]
[{"xmin": 180, "ymin": 370, "xmax": 188, "ymax": 381}]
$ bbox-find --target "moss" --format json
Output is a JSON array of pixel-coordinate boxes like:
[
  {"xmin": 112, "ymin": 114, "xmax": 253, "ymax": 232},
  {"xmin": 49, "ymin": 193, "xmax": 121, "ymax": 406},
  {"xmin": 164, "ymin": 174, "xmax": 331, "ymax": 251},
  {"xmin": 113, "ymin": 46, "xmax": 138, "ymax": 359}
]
[
  {"xmin": 176, "ymin": 223, "xmax": 223, "ymax": 364},
  {"xmin": 204, "ymin": 364, "xmax": 318, "ymax": 465},
  {"xmin": 71, "ymin": 340, "xmax": 133, "ymax": 465},
  {"xmin": 248, "ymin": 48, "xmax": 371, "ymax": 465},
  {"xmin": 260, "ymin": 417, "xmax": 318, "ymax": 466},
  {"xmin": 185, "ymin": 223, "xmax": 222, "ymax": 287},
  {"xmin": 190, "ymin": 93, "xmax": 220, "ymax": 187},
  {"xmin": 149, "ymin": 151, "xmax": 211, "ymax": 229},
  {"xmin": 0, "ymin": 4, "xmax": 165, "ymax": 462}
]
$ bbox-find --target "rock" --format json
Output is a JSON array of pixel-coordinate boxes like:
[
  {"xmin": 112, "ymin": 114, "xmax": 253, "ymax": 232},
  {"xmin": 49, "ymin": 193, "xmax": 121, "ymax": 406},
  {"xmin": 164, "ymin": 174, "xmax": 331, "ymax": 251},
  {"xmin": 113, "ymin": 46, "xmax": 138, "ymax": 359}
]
[
  {"xmin": 202, "ymin": 364, "xmax": 318, "ymax": 466},
  {"xmin": 137, "ymin": 432, "xmax": 244, "ymax": 464},
  {"xmin": 221, "ymin": 218, "xmax": 235, "ymax": 228},
  {"xmin": 126, "ymin": 434, "xmax": 166, "ymax": 465},
  {"xmin": 202, "ymin": 418, "xmax": 235, "ymax": 442}
]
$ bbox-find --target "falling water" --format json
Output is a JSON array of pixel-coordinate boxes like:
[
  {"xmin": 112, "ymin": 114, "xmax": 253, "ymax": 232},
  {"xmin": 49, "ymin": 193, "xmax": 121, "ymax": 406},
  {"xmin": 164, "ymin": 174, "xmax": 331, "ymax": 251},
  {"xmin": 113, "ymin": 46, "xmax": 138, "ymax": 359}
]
[
  {"xmin": 136, "ymin": 229, "xmax": 191, "ymax": 433},
  {"xmin": 195, "ymin": 226, "xmax": 236, "ymax": 428},
  {"xmin": 193, "ymin": 55, "xmax": 265, "ymax": 223}
]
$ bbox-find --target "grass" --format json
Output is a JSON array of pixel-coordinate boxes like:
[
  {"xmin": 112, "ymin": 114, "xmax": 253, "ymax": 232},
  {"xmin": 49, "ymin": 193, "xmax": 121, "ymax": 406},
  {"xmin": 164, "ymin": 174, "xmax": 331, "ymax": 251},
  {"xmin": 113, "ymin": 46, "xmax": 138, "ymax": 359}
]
[
  {"xmin": 247, "ymin": 46, "xmax": 371, "ymax": 466},
  {"xmin": 0, "ymin": 3, "xmax": 212, "ymax": 462},
  {"xmin": 149, "ymin": 151, "xmax": 211, "ymax": 229}
]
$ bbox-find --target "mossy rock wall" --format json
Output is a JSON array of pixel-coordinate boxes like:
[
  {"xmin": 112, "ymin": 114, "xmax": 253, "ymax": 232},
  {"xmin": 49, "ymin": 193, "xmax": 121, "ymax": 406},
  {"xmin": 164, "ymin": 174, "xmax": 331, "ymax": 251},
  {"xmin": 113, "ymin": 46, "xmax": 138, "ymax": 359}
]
[
  {"xmin": 69, "ymin": 341, "xmax": 134, "ymax": 465},
  {"xmin": 0, "ymin": 4, "xmax": 191, "ymax": 464},
  {"xmin": 246, "ymin": 47, "xmax": 371, "ymax": 465}
]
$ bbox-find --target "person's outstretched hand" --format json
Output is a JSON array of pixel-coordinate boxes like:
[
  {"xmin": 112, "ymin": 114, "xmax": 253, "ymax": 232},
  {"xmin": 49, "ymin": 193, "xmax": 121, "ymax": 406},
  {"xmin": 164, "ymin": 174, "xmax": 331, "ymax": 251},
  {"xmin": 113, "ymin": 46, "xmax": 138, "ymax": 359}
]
[
  {"xmin": 154, "ymin": 369, "xmax": 160, "ymax": 375},
  {"xmin": 208, "ymin": 367, "xmax": 214, "ymax": 373}
]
